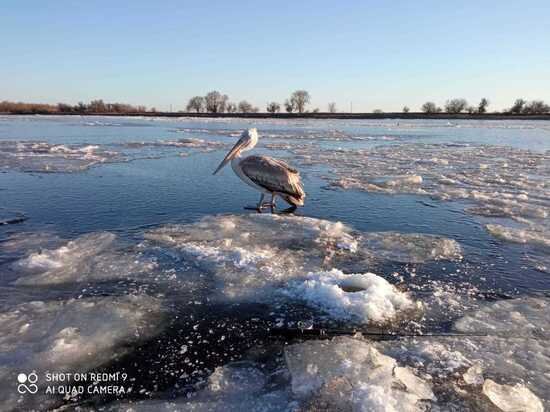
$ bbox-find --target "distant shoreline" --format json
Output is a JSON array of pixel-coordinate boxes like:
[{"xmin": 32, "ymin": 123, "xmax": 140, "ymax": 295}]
[{"xmin": 1, "ymin": 112, "xmax": 550, "ymax": 121}]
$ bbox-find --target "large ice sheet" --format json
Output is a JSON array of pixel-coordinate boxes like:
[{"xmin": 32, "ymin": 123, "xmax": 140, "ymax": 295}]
[{"xmin": 143, "ymin": 214, "xmax": 461, "ymax": 321}]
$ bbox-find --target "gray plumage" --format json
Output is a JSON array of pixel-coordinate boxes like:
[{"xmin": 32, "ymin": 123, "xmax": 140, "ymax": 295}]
[{"xmin": 239, "ymin": 155, "xmax": 305, "ymax": 206}]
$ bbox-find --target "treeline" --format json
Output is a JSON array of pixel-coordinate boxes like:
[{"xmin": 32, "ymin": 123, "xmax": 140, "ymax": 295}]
[
  {"xmin": 0, "ymin": 100, "xmax": 149, "ymax": 114},
  {"xmin": 419, "ymin": 98, "xmax": 550, "ymax": 115},
  {"xmin": 187, "ymin": 90, "xmax": 312, "ymax": 114},
  {"xmin": 2, "ymin": 95, "xmax": 549, "ymax": 116}
]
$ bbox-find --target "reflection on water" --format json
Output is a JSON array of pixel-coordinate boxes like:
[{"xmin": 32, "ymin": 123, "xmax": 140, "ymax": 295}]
[{"xmin": 0, "ymin": 115, "xmax": 549, "ymax": 411}]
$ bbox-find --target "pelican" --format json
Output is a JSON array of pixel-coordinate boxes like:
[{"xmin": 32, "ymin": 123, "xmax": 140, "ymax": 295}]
[{"xmin": 213, "ymin": 128, "xmax": 305, "ymax": 210}]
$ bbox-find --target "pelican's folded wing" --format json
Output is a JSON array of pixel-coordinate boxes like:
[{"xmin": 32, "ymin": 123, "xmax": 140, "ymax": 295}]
[{"xmin": 239, "ymin": 155, "xmax": 305, "ymax": 199}]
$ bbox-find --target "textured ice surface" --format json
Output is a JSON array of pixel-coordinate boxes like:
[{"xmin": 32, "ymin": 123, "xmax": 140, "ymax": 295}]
[
  {"xmin": 485, "ymin": 224, "xmax": 550, "ymax": 248},
  {"xmin": 0, "ymin": 136, "xmax": 227, "ymax": 173},
  {"xmin": 360, "ymin": 231, "xmax": 462, "ymax": 263},
  {"xmin": 379, "ymin": 297, "xmax": 549, "ymax": 410},
  {"xmin": 482, "ymin": 379, "xmax": 543, "ymax": 412},
  {"xmin": 122, "ymin": 137, "xmax": 228, "ymax": 156},
  {"xmin": 110, "ymin": 362, "xmax": 292, "ymax": 412},
  {"xmin": 0, "ymin": 140, "xmax": 122, "ymax": 172},
  {"xmin": 286, "ymin": 142, "xmax": 550, "ymax": 252},
  {"xmin": 142, "ymin": 214, "xmax": 462, "ymax": 321},
  {"xmin": 12, "ymin": 232, "xmax": 157, "ymax": 285},
  {"xmin": 0, "ymin": 294, "xmax": 164, "ymax": 411},
  {"xmin": 287, "ymin": 269, "xmax": 418, "ymax": 322},
  {"xmin": 454, "ymin": 296, "xmax": 550, "ymax": 336},
  {"xmin": 285, "ymin": 336, "xmax": 434, "ymax": 411}
]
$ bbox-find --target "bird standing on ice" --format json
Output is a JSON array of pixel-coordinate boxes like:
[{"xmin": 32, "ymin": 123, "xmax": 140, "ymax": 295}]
[{"xmin": 213, "ymin": 128, "xmax": 305, "ymax": 211}]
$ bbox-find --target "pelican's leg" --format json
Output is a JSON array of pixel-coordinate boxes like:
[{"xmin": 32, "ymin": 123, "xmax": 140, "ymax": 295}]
[
  {"xmin": 261, "ymin": 193, "xmax": 277, "ymax": 210},
  {"xmin": 256, "ymin": 193, "xmax": 266, "ymax": 210}
]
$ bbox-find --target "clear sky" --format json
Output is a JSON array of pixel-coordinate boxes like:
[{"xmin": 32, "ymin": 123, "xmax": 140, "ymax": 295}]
[{"xmin": 1, "ymin": 0, "xmax": 549, "ymax": 112}]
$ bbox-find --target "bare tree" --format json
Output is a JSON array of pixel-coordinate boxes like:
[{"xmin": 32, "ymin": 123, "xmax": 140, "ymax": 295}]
[
  {"xmin": 444, "ymin": 98, "xmax": 468, "ymax": 114},
  {"xmin": 266, "ymin": 102, "xmax": 281, "ymax": 113},
  {"xmin": 328, "ymin": 102, "xmax": 337, "ymax": 113},
  {"xmin": 205, "ymin": 91, "xmax": 229, "ymax": 113},
  {"xmin": 89, "ymin": 99, "xmax": 106, "ymax": 113},
  {"xmin": 466, "ymin": 106, "xmax": 476, "ymax": 114},
  {"xmin": 509, "ymin": 98, "xmax": 526, "ymax": 114},
  {"xmin": 238, "ymin": 100, "xmax": 254, "ymax": 113},
  {"xmin": 290, "ymin": 90, "xmax": 310, "ymax": 113},
  {"xmin": 284, "ymin": 99, "xmax": 294, "ymax": 113},
  {"xmin": 186, "ymin": 96, "xmax": 205, "ymax": 113},
  {"xmin": 226, "ymin": 102, "xmax": 237, "ymax": 113},
  {"xmin": 478, "ymin": 98, "xmax": 489, "ymax": 114},
  {"xmin": 421, "ymin": 102, "xmax": 440, "ymax": 114},
  {"xmin": 522, "ymin": 100, "xmax": 550, "ymax": 114},
  {"xmin": 402, "ymin": 106, "xmax": 410, "ymax": 113},
  {"xmin": 373, "ymin": 109, "xmax": 383, "ymax": 114},
  {"xmin": 312, "ymin": 108, "xmax": 320, "ymax": 113}
]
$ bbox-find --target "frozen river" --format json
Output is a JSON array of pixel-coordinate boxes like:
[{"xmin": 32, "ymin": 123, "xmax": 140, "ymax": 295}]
[{"xmin": 0, "ymin": 115, "xmax": 549, "ymax": 411}]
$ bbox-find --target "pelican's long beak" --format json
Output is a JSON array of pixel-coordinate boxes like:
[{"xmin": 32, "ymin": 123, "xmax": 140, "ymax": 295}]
[{"xmin": 213, "ymin": 138, "xmax": 246, "ymax": 175}]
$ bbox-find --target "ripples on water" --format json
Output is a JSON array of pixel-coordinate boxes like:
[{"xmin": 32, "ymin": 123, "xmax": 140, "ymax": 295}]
[{"xmin": 0, "ymin": 115, "xmax": 549, "ymax": 411}]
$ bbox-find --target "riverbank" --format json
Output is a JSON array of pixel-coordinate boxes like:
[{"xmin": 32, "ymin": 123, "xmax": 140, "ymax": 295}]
[{"xmin": 2, "ymin": 112, "xmax": 550, "ymax": 121}]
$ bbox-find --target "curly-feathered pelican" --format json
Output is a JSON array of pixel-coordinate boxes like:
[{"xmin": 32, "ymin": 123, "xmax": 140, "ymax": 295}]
[{"xmin": 213, "ymin": 128, "xmax": 305, "ymax": 210}]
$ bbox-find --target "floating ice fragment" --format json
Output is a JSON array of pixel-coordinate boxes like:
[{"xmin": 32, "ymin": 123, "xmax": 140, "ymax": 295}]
[
  {"xmin": 485, "ymin": 224, "xmax": 550, "ymax": 248},
  {"xmin": 454, "ymin": 297, "xmax": 550, "ymax": 337},
  {"xmin": 285, "ymin": 337, "xmax": 434, "ymax": 411},
  {"xmin": 361, "ymin": 232, "xmax": 462, "ymax": 263},
  {"xmin": 0, "ymin": 140, "xmax": 121, "ymax": 172},
  {"xmin": 12, "ymin": 232, "xmax": 157, "ymax": 285},
  {"xmin": 462, "ymin": 363, "xmax": 484, "ymax": 386},
  {"xmin": 482, "ymin": 379, "xmax": 543, "ymax": 412}
]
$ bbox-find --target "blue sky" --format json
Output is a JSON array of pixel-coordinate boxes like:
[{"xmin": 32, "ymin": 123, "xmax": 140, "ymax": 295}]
[{"xmin": 1, "ymin": 0, "xmax": 549, "ymax": 112}]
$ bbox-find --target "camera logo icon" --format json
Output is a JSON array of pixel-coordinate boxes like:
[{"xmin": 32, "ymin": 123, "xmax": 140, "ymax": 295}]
[{"xmin": 17, "ymin": 372, "xmax": 38, "ymax": 394}]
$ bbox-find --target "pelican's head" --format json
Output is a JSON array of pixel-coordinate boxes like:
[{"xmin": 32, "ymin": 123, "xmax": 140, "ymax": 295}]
[{"xmin": 213, "ymin": 128, "xmax": 258, "ymax": 175}]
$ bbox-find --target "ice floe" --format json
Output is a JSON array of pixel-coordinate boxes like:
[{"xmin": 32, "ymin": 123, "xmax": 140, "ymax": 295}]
[
  {"xmin": 285, "ymin": 336, "xmax": 435, "ymax": 411},
  {"xmin": 143, "ymin": 214, "xmax": 462, "ymax": 322},
  {"xmin": 483, "ymin": 379, "xmax": 543, "ymax": 412},
  {"xmin": 360, "ymin": 231, "xmax": 462, "ymax": 263},
  {"xmin": 286, "ymin": 142, "xmax": 550, "ymax": 253},
  {"xmin": 110, "ymin": 362, "xmax": 293, "ymax": 412},
  {"xmin": 0, "ymin": 294, "xmax": 164, "ymax": 411},
  {"xmin": 12, "ymin": 232, "xmax": 157, "ymax": 285},
  {"xmin": 485, "ymin": 224, "xmax": 550, "ymax": 248},
  {"xmin": 0, "ymin": 141, "xmax": 122, "ymax": 172},
  {"xmin": 380, "ymin": 297, "xmax": 550, "ymax": 409}
]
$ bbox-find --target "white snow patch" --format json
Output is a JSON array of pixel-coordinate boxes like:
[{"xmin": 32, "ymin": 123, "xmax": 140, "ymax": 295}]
[{"xmin": 287, "ymin": 269, "xmax": 418, "ymax": 323}]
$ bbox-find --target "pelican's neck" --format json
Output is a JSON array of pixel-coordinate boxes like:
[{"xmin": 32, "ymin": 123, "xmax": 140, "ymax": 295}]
[{"xmin": 230, "ymin": 150, "xmax": 243, "ymax": 172}]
